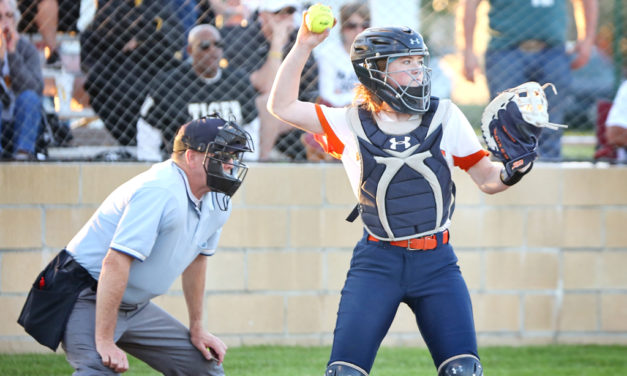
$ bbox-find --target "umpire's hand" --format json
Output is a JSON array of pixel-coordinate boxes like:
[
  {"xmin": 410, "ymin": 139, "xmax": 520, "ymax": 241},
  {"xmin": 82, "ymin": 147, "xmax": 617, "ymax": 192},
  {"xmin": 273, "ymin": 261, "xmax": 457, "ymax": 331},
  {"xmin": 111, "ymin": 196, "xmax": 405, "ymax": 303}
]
[
  {"xmin": 97, "ymin": 341, "xmax": 129, "ymax": 373},
  {"xmin": 190, "ymin": 327, "xmax": 228, "ymax": 365}
]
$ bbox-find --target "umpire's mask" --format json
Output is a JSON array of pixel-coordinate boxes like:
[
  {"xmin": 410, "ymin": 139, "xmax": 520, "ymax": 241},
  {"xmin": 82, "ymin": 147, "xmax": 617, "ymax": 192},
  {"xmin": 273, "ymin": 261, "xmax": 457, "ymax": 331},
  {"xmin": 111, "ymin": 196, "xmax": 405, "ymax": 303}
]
[{"xmin": 173, "ymin": 115, "xmax": 254, "ymax": 197}]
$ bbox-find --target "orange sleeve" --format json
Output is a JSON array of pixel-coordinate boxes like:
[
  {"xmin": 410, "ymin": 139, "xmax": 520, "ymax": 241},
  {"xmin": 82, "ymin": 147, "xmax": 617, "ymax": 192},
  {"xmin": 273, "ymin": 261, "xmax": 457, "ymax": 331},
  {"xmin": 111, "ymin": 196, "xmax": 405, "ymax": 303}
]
[
  {"xmin": 453, "ymin": 149, "xmax": 490, "ymax": 171},
  {"xmin": 314, "ymin": 104, "xmax": 345, "ymax": 160}
]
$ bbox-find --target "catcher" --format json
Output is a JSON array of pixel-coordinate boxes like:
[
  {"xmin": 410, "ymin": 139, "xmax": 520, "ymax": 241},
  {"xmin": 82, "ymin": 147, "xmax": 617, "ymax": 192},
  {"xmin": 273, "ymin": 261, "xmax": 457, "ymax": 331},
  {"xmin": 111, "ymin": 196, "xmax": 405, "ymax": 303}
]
[{"xmin": 268, "ymin": 19, "xmax": 563, "ymax": 376}]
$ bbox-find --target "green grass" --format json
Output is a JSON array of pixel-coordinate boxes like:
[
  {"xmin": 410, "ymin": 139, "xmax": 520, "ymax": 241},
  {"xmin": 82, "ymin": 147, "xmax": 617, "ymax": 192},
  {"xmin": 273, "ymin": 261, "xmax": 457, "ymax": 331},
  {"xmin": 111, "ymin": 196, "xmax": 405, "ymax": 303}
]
[
  {"xmin": 563, "ymin": 143, "xmax": 596, "ymax": 161},
  {"xmin": 1, "ymin": 345, "xmax": 626, "ymax": 375}
]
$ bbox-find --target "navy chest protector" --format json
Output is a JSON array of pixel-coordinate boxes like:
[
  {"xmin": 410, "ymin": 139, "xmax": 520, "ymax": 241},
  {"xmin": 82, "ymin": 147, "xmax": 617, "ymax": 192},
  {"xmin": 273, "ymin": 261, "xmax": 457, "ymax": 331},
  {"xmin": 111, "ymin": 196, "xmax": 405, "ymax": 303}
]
[{"xmin": 348, "ymin": 98, "xmax": 456, "ymax": 240}]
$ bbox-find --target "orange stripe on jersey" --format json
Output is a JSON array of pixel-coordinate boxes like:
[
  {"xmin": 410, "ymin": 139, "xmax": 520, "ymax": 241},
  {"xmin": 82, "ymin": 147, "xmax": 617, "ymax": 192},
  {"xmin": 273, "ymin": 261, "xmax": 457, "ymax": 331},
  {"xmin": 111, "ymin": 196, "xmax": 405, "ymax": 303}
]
[
  {"xmin": 314, "ymin": 104, "xmax": 345, "ymax": 159},
  {"xmin": 453, "ymin": 149, "xmax": 490, "ymax": 171}
]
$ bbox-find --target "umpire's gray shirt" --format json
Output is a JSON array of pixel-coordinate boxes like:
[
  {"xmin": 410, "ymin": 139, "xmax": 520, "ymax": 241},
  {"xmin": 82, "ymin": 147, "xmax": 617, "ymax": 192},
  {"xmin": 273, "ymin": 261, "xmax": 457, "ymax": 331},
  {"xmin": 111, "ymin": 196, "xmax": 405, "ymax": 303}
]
[{"xmin": 66, "ymin": 160, "xmax": 230, "ymax": 304}]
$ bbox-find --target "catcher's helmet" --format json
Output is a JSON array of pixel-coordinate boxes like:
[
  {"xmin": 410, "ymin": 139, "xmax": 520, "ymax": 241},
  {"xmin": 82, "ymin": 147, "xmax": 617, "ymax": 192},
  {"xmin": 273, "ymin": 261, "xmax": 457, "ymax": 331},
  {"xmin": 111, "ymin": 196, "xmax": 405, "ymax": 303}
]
[
  {"xmin": 173, "ymin": 115, "xmax": 254, "ymax": 197},
  {"xmin": 351, "ymin": 26, "xmax": 432, "ymax": 114}
]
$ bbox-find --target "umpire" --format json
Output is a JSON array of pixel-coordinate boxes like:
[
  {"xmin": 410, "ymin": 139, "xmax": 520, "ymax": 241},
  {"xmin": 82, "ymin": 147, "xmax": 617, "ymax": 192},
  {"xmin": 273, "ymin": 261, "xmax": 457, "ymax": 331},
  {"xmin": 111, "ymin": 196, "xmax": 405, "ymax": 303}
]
[{"xmin": 18, "ymin": 116, "xmax": 254, "ymax": 375}]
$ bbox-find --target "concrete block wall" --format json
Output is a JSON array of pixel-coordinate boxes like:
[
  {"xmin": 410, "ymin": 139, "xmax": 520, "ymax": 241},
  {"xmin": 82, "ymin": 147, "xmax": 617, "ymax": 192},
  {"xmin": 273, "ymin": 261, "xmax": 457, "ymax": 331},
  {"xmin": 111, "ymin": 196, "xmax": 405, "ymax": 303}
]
[{"xmin": 1, "ymin": 162, "xmax": 626, "ymax": 353}]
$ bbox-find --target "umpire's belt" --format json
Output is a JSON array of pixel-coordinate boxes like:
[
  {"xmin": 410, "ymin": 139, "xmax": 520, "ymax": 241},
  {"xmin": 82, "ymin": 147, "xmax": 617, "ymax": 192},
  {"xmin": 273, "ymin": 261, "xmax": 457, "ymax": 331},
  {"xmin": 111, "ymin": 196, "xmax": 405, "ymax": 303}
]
[{"xmin": 368, "ymin": 230, "xmax": 449, "ymax": 251}]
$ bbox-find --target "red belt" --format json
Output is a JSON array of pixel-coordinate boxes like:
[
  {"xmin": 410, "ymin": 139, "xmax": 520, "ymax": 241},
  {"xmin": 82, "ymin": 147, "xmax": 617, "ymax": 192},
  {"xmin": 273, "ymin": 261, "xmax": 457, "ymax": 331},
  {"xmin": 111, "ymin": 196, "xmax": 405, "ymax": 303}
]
[{"xmin": 368, "ymin": 230, "xmax": 449, "ymax": 250}]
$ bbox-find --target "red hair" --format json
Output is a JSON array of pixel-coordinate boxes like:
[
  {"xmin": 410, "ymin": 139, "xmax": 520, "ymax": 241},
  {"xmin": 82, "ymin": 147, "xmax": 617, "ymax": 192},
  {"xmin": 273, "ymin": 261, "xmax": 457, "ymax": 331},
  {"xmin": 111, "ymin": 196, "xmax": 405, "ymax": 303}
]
[{"xmin": 353, "ymin": 84, "xmax": 383, "ymax": 113}]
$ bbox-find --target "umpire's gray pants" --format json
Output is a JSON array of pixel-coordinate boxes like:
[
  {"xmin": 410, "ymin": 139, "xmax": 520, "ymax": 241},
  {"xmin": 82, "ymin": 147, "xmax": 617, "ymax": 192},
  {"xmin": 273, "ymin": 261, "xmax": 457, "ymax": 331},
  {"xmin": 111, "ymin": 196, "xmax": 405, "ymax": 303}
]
[{"xmin": 62, "ymin": 288, "xmax": 225, "ymax": 376}]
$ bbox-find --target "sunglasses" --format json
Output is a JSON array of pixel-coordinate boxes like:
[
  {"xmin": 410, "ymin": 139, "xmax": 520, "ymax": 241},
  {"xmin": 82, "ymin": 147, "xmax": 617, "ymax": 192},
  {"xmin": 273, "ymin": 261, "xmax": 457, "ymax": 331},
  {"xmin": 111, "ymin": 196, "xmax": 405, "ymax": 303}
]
[
  {"xmin": 0, "ymin": 11, "xmax": 15, "ymax": 21},
  {"xmin": 274, "ymin": 6, "xmax": 296, "ymax": 15},
  {"xmin": 199, "ymin": 40, "xmax": 224, "ymax": 50},
  {"xmin": 343, "ymin": 22, "xmax": 369, "ymax": 30}
]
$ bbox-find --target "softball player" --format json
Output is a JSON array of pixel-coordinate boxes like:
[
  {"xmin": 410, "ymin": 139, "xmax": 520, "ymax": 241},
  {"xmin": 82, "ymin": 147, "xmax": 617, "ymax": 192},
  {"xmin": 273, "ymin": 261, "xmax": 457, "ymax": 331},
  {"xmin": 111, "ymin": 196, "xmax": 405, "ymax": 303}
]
[{"xmin": 268, "ymin": 18, "xmax": 528, "ymax": 376}]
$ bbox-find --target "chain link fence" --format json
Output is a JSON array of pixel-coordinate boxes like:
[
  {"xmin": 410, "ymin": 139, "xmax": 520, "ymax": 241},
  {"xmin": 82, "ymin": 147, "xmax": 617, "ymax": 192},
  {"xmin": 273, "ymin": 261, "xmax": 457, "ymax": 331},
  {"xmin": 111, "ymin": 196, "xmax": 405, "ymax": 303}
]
[{"xmin": 1, "ymin": 0, "xmax": 624, "ymax": 162}]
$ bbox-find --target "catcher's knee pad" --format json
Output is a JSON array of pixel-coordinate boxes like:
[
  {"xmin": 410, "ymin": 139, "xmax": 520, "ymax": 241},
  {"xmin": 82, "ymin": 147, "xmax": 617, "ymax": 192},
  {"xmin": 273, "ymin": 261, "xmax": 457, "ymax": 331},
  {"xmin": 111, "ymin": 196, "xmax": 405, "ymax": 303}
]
[
  {"xmin": 326, "ymin": 361, "xmax": 369, "ymax": 376},
  {"xmin": 438, "ymin": 355, "xmax": 483, "ymax": 376}
]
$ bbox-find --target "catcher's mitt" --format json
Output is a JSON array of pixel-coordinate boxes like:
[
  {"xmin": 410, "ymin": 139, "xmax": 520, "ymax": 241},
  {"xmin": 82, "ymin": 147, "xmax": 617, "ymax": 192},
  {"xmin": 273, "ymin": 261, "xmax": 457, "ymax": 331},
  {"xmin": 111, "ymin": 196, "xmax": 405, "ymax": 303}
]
[{"xmin": 481, "ymin": 82, "xmax": 567, "ymax": 185}]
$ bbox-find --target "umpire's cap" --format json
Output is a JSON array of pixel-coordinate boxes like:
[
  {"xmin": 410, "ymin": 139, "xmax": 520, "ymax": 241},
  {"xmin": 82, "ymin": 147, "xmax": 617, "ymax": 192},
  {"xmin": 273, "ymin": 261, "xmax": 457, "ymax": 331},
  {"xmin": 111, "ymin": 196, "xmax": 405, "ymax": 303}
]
[
  {"xmin": 173, "ymin": 117, "xmax": 224, "ymax": 153},
  {"xmin": 172, "ymin": 115, "xmax": 253, "ymax": 154}
]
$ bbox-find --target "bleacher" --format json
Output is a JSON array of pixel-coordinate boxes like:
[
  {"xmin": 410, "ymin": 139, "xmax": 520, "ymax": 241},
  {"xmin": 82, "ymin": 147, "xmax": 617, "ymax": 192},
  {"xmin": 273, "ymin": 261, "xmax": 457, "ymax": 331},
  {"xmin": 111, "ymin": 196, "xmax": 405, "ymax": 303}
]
[
  {"xmin": 23, "ymin": 0, "xmax": 606, "ymax": 163},
  {"xmin": 30, "ymin": 33, "xmax": 137, "ymax": 161}
]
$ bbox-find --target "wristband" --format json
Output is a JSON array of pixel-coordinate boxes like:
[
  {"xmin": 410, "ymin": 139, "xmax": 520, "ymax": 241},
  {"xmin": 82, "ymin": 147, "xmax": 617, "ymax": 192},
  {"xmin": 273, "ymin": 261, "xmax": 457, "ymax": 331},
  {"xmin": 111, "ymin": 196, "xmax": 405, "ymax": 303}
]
[{"xmin": 500, "ymin": 162, "xmax": 533, "ymax": 186}]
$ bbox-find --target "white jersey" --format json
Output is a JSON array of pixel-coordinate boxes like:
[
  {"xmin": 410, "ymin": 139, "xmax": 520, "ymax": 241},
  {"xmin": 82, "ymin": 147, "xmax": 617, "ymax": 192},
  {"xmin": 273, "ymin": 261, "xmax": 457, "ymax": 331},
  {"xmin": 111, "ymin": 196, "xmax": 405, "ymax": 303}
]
[
  {"xmin": 313, "ymin": 101, "xmax": 488, "ymax": 199},
  {"xmin": 607, "ymin": 81, "xmax": 627, "ymax": 129}
]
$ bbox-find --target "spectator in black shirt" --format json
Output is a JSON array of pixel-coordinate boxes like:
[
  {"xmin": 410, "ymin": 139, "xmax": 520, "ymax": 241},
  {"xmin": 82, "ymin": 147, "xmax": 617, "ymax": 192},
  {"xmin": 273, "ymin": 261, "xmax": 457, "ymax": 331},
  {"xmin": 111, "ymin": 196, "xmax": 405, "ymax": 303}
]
[
  {"xmin": 136, "ymin": 23, "xmax": 257, "ymax": 161},
  {"xmin": 81, "ymin": 0, "xmax": 185, "ymax": 146}
]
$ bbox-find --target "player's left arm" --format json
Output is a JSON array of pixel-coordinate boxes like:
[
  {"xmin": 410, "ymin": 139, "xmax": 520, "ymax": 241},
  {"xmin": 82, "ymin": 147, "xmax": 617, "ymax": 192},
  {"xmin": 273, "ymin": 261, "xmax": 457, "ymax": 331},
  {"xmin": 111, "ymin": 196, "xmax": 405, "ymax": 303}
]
[
  {"xmin": 445, "ymin": 102, "xmax": 509, "ymax": 194},
  {"xmin": 182, "ymin": 254, "xmax": 227, "ymax": 365},
  {"xmin": 467, "ymin": 156, "xmax": 510, "ymax": 194}
]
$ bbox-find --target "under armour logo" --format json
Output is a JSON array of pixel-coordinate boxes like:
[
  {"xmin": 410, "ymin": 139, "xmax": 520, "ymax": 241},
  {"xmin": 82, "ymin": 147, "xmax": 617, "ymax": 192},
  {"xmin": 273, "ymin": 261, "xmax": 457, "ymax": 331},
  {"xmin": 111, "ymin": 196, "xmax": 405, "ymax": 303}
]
[
  {"xmin": 410, "ymin": 38, "xmax": 420, "ymax": 45},
  {"xmin": 388, "ymin": 136, "xmax": 412, "ymax": 150}
]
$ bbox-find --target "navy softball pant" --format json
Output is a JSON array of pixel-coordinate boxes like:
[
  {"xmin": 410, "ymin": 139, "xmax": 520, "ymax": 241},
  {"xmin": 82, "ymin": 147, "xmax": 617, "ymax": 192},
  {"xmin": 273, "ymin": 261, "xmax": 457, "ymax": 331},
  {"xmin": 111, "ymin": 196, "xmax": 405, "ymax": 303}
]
[{"xmin": 328, "ymin": 233, "xmax": 478, "ymax": 373}]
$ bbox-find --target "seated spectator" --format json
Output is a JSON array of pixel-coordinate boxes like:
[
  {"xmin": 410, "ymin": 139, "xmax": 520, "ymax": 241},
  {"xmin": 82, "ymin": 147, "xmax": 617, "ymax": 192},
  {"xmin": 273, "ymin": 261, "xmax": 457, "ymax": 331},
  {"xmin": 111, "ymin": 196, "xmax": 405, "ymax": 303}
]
[
  {"xmin": 220, "ymin": 0, "xmax": 318, "ymax": 161},
  {"xmin": 313, "ymin": 2, "xmax": 369, "ymax": 107},
  {"xmin": 0, "ymin": 0, "xmax": 43, "ymax": 160},
  {"xmin": 17, "ymin": 0, "xmax": 95, "ymax": 67},
  {"xmin": 136, "ymin": 24, "xmax": 257, "ymax": 161},
  {"xmin": 605, "ymin": 80, "xmax": 627, "ymax": 163},
  {"xmin": 81, "ymin": 0, "xmax": 185, "ymax": 146}
]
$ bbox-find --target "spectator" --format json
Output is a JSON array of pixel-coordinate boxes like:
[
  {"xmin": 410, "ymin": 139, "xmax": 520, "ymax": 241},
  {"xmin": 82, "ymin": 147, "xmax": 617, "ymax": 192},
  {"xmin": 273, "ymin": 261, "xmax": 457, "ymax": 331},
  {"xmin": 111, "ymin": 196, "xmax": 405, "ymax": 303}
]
[
  {"xmin": 16, "ymin": 0, "xmax": 93, "ymax": 67},
  {"xmin": 18, "ymin": 116, "xmax": 254, "ymax": 375},
  {"xmin": 463, "ymin": 0, "xmax": 598, "ymax": 161},
  {"xmin": 0, "ymin": 0, "xmax": 43, "ymax": 160},
  {"xmin": 220, "ymin": 0, "xmax": 318, "ymax": 160},
  {"xmin": 81, "ymin": 0, "xmax": 185, "ymax": 146},
  {"xmin": 136, "ymin": 24, "xmax": 258, "ymax": 161},
  {"xmin": 605, "ymin": 81, "xmax": 627, "ymax": 163}
]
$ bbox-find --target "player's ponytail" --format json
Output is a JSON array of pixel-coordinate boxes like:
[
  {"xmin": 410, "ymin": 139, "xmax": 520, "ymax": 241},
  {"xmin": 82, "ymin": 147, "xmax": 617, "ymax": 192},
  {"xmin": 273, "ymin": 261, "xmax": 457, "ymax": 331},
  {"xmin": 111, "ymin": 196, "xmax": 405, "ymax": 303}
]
[{"xmin": 353, "ymin": 84, "xmax": 383, "ymax": 113}]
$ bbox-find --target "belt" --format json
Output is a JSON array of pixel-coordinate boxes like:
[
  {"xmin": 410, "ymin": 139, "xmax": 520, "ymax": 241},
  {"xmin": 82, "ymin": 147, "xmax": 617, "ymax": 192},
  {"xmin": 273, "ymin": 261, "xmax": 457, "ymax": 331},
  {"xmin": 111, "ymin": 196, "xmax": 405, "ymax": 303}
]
[
  {"xmin": 367, "ymin": 230, "xmax": 449, "ymax": 251},
  {"xmin": 518, "ymin": 40, "xmax": 548, "ymax": 52}
]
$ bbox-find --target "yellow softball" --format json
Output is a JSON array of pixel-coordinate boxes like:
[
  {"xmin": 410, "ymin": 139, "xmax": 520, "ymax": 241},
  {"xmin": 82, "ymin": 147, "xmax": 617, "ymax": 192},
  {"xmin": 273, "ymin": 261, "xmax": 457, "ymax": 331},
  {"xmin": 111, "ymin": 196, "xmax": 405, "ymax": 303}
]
[{"xmin": 305, "ymin": 3, "xmax": 333, "ymax": 34}]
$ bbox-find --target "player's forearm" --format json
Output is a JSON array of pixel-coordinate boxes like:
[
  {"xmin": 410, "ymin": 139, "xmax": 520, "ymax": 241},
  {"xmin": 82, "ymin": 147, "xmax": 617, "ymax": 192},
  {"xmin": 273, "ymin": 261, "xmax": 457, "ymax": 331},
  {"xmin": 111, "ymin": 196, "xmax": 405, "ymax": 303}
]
[
  {"xmin": 182, "ymin": 255, "xmax": 207, "ymax": 331},
  {"xmin": 468, "ymin": 157, "xmax": 509, "ymax": 194},
  {"xmin": 268, "ymin": 43, "xmax": 311, "ymax": 117},
  {"xmin": 95, "ymin": 250, "xmax": 132, "ymax": 344}
]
